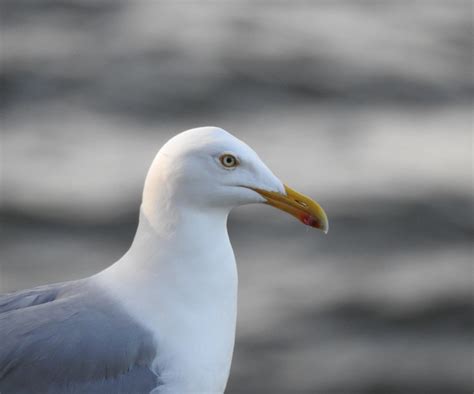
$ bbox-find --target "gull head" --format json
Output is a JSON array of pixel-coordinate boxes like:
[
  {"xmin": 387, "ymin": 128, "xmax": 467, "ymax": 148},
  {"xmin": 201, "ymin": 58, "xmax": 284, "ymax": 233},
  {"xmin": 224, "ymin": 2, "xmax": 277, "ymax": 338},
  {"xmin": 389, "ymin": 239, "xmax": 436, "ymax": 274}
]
[{"xmin": 142, "ymin": 126, "xmax": 328, "ymax": 232}]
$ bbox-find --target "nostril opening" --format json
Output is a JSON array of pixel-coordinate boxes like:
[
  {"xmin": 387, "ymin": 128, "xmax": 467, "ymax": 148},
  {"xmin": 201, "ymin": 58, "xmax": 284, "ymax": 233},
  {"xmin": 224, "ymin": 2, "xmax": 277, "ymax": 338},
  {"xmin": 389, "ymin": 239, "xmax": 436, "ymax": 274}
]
[{"xmin": 295, "ymin": 200, "xmax": 308, "ymax": 208}]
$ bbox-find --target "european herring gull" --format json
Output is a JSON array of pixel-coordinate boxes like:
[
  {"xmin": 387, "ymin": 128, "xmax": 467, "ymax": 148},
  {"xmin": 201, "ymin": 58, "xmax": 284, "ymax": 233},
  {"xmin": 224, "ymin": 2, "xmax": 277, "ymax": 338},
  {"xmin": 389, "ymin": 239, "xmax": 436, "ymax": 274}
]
[{"xmin": 0, "ymin": 127, "xmax": 328, "ymax": 393}]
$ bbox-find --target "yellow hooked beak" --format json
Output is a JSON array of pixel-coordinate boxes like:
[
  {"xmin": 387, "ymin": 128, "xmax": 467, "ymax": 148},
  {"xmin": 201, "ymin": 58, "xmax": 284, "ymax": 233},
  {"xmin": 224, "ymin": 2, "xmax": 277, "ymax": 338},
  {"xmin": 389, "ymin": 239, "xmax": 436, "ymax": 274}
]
[{"xmin": 251, "ymin": 184, "xmax": 329, "ymax": 233}]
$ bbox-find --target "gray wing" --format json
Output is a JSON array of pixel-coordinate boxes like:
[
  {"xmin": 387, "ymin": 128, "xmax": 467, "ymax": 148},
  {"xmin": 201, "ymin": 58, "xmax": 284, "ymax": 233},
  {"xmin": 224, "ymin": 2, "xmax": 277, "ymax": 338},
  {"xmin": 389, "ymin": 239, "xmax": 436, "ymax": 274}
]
[
  {"xmin": 0, "ymin": 279, "xmax": 160, "ymax": 394},
  {"xmin": 0, "ymin": 281, "xmax": 73, "ymax": 314}
]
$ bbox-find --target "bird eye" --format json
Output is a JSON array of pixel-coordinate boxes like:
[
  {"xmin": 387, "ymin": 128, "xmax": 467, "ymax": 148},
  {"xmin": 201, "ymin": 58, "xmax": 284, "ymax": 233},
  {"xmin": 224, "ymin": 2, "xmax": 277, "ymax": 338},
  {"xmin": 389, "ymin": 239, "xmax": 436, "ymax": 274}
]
[{"xmin": 219, "ymin": 154, "xmax": 239, "ymax": 169}]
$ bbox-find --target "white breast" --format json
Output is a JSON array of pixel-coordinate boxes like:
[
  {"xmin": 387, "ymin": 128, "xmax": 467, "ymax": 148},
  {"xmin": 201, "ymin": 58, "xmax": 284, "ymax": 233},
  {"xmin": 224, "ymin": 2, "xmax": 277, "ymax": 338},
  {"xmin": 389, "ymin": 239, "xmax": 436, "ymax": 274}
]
[{"xmin": 97, "ymin": 210, "xmax": 238, "ymax": 393}]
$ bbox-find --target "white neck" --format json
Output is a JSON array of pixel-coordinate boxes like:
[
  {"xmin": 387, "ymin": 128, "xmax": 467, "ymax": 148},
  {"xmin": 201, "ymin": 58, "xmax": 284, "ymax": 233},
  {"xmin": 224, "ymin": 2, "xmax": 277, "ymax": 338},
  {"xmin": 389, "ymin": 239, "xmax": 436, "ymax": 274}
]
[{"xmin": 97, "ymin": 202, "xmax": 238, "ymax": 393}]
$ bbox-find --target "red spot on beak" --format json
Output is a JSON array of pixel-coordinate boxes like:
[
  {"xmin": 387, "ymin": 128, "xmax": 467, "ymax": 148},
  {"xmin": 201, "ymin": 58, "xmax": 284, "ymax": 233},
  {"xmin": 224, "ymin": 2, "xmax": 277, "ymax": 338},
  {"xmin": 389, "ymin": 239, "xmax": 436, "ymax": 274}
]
[{"xmin": 301, "ymin": 214, "xmax": 321, "ymax": 229}]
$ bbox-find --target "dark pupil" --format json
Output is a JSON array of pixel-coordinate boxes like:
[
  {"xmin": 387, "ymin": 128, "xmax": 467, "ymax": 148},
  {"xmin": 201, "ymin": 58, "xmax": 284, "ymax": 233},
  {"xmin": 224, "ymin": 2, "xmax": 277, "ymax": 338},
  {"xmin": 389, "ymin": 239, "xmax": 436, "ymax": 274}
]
[{"xmin": 225, "ymin": 156, "xmax": 233, "ymax": 165}]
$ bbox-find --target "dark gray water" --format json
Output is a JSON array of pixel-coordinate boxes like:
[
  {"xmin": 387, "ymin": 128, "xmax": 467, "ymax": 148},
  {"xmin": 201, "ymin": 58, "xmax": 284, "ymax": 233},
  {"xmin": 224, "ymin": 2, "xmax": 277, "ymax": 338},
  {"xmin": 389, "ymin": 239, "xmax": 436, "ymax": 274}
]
[{"xmin": 1, "ymin": 1, "xmax": 472, "ymax": 392}]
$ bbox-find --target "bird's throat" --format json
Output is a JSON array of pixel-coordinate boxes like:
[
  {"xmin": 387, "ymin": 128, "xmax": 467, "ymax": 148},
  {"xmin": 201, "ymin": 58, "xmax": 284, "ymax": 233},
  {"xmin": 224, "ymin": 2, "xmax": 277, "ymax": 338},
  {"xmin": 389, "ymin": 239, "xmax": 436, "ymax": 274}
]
[{"xmin": 96, "ymin": 206, "xmax": 238, "ymax": 393}]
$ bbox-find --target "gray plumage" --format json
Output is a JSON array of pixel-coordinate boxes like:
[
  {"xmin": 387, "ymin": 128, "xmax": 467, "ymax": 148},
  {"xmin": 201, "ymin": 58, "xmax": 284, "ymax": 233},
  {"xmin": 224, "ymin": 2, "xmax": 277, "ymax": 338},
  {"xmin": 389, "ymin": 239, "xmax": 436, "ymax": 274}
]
[{"xmin": 0, "ymin": 279, "xmax": 159, "ymax": 393}]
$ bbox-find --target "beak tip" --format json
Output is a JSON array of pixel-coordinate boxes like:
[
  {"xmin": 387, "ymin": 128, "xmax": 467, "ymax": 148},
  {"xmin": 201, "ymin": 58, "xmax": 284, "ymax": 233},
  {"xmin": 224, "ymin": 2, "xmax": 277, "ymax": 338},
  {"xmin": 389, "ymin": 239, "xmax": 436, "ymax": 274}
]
[
  {"xmin": 319, "ymin": 221, "xmax": 329, "ymax": 234},
  {"xmin": 322, "ymin": 219, "xmax": 329, "ymax": 234}
]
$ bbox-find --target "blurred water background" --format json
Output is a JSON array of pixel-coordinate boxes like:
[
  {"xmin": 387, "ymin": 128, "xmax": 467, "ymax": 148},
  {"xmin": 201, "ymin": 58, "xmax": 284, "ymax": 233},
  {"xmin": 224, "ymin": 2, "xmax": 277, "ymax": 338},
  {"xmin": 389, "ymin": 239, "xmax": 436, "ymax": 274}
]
[{"xmin": 1, "ymin": 1, "xmax": 473, "ymax": 392}]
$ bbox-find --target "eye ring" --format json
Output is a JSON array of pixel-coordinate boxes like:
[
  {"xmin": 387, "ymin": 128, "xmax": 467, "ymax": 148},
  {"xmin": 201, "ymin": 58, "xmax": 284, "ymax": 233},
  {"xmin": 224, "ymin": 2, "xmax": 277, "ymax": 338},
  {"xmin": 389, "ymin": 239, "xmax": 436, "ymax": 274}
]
[{"xmin": 219, "ymin": 153, "xmax": 239, "ymax": 169}]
